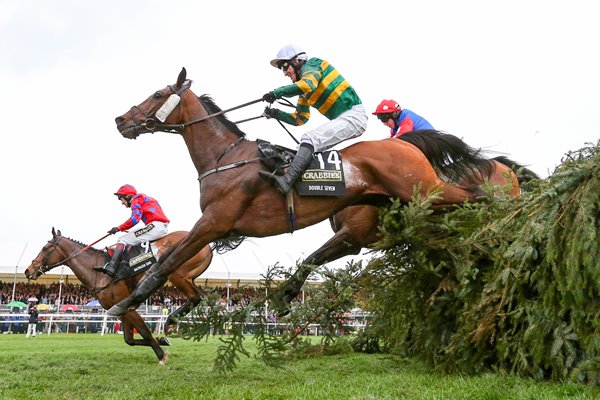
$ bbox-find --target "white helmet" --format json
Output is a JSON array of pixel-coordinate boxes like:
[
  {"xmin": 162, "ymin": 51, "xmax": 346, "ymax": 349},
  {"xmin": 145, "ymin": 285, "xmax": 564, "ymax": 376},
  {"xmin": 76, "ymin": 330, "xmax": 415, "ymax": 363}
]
[{"xmin": 270, "ymin": 44, "xmax": 308, "ymax": 68}]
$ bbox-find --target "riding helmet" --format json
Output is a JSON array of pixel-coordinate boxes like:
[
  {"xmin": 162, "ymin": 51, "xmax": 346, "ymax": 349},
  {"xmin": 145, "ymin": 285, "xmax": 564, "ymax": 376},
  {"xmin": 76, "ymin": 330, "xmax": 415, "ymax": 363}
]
[
  {"xmin": 372, "ymin": 99, "xmax": 402, "ymax": 115},
  {"xmin": 270, "ymin": 44, "xmax": 308, "ymax": 68},
  {"xmin": 114, "ymin": 184, "xmax": 137, "ymax": 197}
]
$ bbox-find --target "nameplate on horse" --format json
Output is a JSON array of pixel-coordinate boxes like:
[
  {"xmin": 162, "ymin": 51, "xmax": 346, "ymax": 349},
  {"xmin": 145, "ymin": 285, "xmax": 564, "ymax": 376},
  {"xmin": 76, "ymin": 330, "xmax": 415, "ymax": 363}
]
[
  {"xmin": 108, "ymin": 241, "xmax": 158, "ymax": 281},
  {"xmin": 121, "ymin": 242, "xmax": 157, "ymax": 276},
  {"xmin": 295, "ymin": 150, "xmax": 346, "ymax": 196}
]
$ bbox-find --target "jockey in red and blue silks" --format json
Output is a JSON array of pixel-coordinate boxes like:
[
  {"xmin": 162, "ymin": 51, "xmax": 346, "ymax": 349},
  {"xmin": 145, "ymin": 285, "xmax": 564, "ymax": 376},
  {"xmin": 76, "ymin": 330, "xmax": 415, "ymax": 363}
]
[
  {"xmin": 372, "ymin": 99, "xmax": 433, "ymax": 138},
  {"xmin": 94, "ymin": 184, "xmax": 170, "ymax": 278}
]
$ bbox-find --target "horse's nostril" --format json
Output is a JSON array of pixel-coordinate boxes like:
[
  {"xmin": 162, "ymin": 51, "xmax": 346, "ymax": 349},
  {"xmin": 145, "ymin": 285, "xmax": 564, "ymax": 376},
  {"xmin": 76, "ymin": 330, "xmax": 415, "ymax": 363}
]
[{"xmin": 115, "ymin": 116, "xmax": 124, "ymax": 125}]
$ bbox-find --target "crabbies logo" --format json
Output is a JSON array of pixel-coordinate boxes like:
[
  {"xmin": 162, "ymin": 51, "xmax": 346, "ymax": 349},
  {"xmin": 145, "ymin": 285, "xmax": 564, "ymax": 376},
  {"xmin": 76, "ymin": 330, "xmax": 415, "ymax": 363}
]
[
  {"xmin": 296, "ymin": 150, "xmax": 346, "ymax": 197},
  {"xmin": 301, "ymin": 170, "xmax": 342, "ymax": 182},
  {"xmin": 129, "ymin": 252, "xmax": 153, "ymax": 267}
]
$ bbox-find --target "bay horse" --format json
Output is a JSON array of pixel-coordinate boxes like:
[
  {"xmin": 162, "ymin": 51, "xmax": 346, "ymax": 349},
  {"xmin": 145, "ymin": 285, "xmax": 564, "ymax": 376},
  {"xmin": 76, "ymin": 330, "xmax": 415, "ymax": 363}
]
[
  {"xmin": 107, "ymin": 67, "xmax": 485, "ymax": 317},
  {"xmin": 295, "ymin": 130, "xmax": 540, "ymax": 285},
  {"xmin": 25, "ymin": 228, "xmax": 213, "ymax": 364}
]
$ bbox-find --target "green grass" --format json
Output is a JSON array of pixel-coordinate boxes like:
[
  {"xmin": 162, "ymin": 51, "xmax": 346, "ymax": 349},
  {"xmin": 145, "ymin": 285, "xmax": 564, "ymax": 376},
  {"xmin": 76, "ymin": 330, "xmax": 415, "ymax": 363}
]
[{"xmin": 0, "ymin": 333, "xmax": 598, "ymax": 400}]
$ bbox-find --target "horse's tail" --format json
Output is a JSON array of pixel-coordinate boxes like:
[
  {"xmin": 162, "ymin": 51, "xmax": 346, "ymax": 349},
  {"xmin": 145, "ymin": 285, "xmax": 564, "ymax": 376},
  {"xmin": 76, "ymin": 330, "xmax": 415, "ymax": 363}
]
[
  {"xmin": 400, "ymin": 130, "xmax": 494, "ymax": 183},
  {"xmin": 492, "ymin": 155, "xmax": 540, "ymax": 183}
]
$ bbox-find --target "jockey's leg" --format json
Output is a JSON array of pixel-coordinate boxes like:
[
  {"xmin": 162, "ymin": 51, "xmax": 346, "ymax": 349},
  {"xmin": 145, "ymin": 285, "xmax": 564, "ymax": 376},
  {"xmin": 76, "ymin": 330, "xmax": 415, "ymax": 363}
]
[{"xmin": 106, "ymin": 263, "xmax": 166, "ymax": 316}]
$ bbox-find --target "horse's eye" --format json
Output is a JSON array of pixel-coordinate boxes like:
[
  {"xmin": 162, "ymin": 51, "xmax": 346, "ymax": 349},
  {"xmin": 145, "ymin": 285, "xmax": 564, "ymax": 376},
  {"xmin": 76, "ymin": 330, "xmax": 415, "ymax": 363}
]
[{"xmin": 153, "ymin": 92, "xmax": 162, "ymax": 99}]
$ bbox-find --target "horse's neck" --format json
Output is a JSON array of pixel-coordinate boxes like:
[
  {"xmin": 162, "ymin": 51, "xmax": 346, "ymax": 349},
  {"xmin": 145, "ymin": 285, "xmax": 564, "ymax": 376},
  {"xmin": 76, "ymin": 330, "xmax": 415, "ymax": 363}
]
[
  {"xmin": 182, "ymin": 121, "xmax": 246, "ymax": 176},
  {"xmin": 58, "ymin": 239, "xmax": 102, "ymax": 289}
]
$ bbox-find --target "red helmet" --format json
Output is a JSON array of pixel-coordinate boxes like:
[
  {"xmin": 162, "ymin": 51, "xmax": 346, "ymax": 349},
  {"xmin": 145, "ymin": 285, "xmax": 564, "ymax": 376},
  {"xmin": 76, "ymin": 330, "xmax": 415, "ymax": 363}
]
[
  {"xmin": 114, "ymin": 184, "xmax": 137, "ymax": 197},
  {"xmin": 372, "ymin": 99, "xmax": 401, "ymax": 115}
]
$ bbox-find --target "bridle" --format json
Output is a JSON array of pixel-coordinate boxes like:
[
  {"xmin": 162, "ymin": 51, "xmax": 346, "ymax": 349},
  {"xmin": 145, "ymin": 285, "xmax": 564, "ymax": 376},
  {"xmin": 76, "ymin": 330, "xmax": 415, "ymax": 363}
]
[
  {"xmin": 30, "ymin": 236, "xmax": 66, "ymax": 276},
  {"xmin": 126, "ymin": 82, "xmax": 267, "ymax": 182},
  {"xmin": 31, "ymin": 234, "xmax": 104, "ymax": 276},
  {"xmin": 130, "ymin": 81, "xmax": 262, "ymax": 135}
]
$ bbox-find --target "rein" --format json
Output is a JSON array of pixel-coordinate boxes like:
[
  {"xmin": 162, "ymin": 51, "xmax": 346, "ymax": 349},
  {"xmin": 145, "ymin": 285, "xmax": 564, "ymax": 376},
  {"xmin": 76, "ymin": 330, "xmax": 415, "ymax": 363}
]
[
  {"xmin": 131, "ymin": 84, "xmax": 269, "ymax": 181},
  {"xmin": 141, "ymin": 94, "xmax": 263, "ymax": 134},
  {"xmin": 266, "ymin": 97, "xmax": 300, "ymax": 144},
  {"xmin": 129, "ymin": 84, "xmax": 296, "ymax": 181},
  {"xmin": 37, "ymin": 233, "xmax": 109, "ymax": 272}
]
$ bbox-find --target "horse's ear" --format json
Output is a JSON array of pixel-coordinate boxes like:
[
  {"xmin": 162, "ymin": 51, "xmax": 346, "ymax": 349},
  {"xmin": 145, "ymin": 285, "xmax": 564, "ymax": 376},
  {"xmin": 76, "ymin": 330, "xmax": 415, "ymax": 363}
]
[
  {"xmin": 176, "ymin": 67, "xmax": 187, "ymax": 88},
  {"xmin": 52, "ymin": 227, "xmax": 56, "ymax": 237},
  {"xmin": 57, "ymin": 229, "xmax": 61, "ymax": 236}
]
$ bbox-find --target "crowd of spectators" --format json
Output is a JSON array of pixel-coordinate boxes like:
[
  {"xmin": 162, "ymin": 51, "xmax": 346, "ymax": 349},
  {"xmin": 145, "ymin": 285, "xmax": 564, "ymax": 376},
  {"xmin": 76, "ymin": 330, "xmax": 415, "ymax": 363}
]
[
  {"xmin": 1, "ymin": 280, "xmax": 365, "ymax": 335},
  {"xmin": 1, "ymin": 281, "xmax": 95, "ymax": 306},
  {"xmin": 0, "ymin": 280, "xmax": 265, "ymax": 310}
]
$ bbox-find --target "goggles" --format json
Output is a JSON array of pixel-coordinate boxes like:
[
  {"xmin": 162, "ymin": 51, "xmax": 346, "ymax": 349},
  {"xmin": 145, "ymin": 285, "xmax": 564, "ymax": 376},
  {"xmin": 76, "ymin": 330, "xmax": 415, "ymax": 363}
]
[
  {"xmin": 377, "ymin": 114, "xmax": 393, "ymax": 123},
  {"xmin": 279, "ymin": 61, "xmax": 291, "ymax": 71}
]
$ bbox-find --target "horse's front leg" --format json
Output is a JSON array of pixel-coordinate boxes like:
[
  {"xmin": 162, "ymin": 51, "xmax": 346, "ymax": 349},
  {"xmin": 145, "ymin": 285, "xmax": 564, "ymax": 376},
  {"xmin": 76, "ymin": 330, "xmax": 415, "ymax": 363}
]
[
  {"xmin": 164, "ymin": 299, "xmax": 199, "ymax": 335},
  {"xmin": 164, "ymin": 276, "xmax": 203, "ymax": 334},
  {"xmin": 107, "ymin": 218, "xmax": 220, "ymax": 316}
]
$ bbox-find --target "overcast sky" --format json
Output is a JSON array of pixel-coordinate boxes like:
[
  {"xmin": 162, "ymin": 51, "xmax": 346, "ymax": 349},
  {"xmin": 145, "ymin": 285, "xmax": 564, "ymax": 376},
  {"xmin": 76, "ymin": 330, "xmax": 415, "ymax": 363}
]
[{"xmin": 1, "ymin": 0, "xmax": 598, "ymax": 279}]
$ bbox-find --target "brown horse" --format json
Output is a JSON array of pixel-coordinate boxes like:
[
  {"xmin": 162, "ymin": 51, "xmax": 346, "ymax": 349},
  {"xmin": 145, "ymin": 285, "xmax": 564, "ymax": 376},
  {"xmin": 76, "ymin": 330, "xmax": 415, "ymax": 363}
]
[
  {"xmin": 296, "ymin": 130, "xmax": 540, "ymax": 280},
  {"xmin": 25, "ymin": 228, "xmax": 213, "ymax": 363},
  {"xmin": 107, "ymin": 67, "xmax": 485, "ymax": 317}
]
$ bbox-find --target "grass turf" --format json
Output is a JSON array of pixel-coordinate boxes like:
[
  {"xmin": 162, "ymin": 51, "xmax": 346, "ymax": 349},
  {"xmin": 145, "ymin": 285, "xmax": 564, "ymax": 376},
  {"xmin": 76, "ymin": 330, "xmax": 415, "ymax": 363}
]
[{"xmin": 1, "ymin": 333, "xmax": 599, "ymax": 399}]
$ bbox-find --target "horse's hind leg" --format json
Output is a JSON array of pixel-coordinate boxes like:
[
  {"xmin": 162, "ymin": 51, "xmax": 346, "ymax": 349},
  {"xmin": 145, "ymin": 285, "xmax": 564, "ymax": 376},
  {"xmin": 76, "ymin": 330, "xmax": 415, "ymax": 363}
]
[
  {"xmin": 165, "ymin": 301, "xmax": 198, "ymax": 334},
  {"xmin": 273, "ymin": 206, "xmax": 380, "ymax": 315},
  {"xmin": 121, "ymin": 312, "xmax": 167, "ymax": 364}
]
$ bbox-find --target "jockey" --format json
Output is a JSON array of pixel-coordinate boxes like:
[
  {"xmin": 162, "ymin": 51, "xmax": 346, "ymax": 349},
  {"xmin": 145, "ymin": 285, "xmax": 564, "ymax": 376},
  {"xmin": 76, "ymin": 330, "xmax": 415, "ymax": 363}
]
[
  {"xmin": 94, "ymin": 184, "xmax": 170, "ymax": 278},
  {"xmin": 260, "ymin": 44, "xmax": 368, "ymax": 194},
  {"xmin": 372, "ymin": 99, "xmax": 433, "ymax": 138}
]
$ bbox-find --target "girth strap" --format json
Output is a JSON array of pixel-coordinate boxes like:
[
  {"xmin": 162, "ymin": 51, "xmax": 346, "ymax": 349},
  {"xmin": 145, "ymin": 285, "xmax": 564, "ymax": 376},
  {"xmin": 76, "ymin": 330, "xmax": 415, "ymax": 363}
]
[{"xmin": 286, "ymin": 192, "xmax": 296, "ymax": 233}]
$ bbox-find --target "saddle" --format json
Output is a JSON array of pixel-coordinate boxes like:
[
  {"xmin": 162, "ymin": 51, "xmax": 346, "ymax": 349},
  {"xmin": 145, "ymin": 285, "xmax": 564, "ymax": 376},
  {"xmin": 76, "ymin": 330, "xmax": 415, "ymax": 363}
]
[
  {"xmin": 257, "ymin": 139, "xmax": 346, "ymax": 196},
  {"xmin": 104, "ymin": 242, "xmax": 157, "ymax": 281},
  {"xmin": 257, "ymin": 139, "xmax": 294, "ymax": 175}
]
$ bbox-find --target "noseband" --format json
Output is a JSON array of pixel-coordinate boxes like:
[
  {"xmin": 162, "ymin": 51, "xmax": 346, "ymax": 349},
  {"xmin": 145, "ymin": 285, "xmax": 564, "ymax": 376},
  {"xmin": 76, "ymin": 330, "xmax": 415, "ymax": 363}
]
[
  {"xmin": 31, "ymin": 236, "xmax": 64, "ymax": 276},
  {"xmin": 132, "ymin": 82, "xmax": 190, "ymax": 134},
  {"xmin": 128, "ymin": 82, "xmax": 262, "ymax": 135}
]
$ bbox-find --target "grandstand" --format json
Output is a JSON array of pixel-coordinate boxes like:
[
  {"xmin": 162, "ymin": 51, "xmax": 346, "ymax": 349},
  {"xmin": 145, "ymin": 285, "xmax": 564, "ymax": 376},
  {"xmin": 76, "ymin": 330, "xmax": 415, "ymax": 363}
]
[{"xmin": 0, "ymin": 269, "xmax": 266, "ymax": 287}]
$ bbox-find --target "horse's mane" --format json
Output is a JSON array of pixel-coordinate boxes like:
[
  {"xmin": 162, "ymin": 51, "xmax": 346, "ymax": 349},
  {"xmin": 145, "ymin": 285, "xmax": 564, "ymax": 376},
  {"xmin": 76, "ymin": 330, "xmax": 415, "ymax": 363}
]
[
  {"xmin": 401, "ymin": 130, "xmax": 494, "ymax": 183},
  {"xmin": 198, "ymin": 95, "xmax": 246, "ymax": 138},
  {"xmin": 61, "ymin": 235, "xmax": 87, "ymax": 247},
  {"xmin": 59, "ymin": 235, "xmax": 103, "ymax": 253}
]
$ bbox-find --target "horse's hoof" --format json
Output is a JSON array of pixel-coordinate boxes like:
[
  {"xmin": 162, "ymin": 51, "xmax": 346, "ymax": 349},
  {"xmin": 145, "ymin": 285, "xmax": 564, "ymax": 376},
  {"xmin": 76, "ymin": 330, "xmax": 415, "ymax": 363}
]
[
  {"xmin": 158, "ymin": 337, "xmax": 171, "ymax": 346},
  {"xmin": 107, "ymin": 302, "xmax": 133, "ymax": 316},
  {"xmin": 159, "ymin": 352, "xmax": 168, "ymax": 365},
  {"xmin": 277, "ymin": 308, "xmax": 291, "ymax": 318},
  {"xmin": 269, "ymin": 292, "xmax": 292, "ymax": 317},
  {"xmin": 165, "ymin": 323, "xmax": 177, "ymax": 336}
]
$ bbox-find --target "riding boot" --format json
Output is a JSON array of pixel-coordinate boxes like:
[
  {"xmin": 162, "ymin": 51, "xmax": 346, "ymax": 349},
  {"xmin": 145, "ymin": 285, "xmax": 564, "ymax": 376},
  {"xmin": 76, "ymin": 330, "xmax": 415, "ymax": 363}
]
[
  {"xmin": 94, "ymin": 243, "xmax": 125, "ymax": 277},
  {"xmin": 259, "ymin": 143, "xmax": 314, "ymax": 194},
  {"xmin": 106, "ymin": 272, "xmax": 167, "ymax": 316}
]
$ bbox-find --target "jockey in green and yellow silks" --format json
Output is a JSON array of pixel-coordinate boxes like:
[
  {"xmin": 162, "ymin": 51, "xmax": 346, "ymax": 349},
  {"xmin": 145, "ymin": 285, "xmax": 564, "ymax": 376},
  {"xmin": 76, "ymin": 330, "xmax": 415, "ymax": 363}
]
[{"xmin": 260, "ymin": 44, "xmax": 367, "ymax": 194}]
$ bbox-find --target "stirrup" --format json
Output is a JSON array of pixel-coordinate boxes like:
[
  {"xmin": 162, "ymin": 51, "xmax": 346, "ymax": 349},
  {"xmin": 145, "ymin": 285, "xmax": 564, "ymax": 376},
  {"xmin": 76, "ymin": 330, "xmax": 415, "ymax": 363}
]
[
  {"xmin": 259, "ymin": 171, "xmax": 289, "ymax": 194},
  {"xmin": 94, "ymin": 263, "xmax": 114, "ymax": 277},
  {"xmin": 258, "ymin": 170, "xmax": 277, "ymax": 181}
]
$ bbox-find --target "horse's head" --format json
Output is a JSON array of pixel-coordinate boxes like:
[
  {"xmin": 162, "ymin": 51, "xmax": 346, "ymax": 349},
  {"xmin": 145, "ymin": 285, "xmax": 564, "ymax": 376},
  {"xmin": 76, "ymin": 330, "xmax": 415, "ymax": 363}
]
[
  {"xmin": 25, "ymin": 227, "xmax": 64, "ymax": 280},
  {"xmin": 115, "ymin": 67, "xmax": 193, "ymax": 139}
]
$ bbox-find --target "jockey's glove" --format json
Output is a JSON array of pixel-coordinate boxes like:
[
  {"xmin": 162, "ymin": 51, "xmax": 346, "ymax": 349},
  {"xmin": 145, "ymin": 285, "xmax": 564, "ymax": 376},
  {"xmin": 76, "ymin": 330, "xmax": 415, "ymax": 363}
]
[
  {"xmin": 262, "ymin": 91, "xmax": 276, "ymax": 103},
  {"xmin": 263, "ymin": 107, "xmax": 278, "ymax": 120}
]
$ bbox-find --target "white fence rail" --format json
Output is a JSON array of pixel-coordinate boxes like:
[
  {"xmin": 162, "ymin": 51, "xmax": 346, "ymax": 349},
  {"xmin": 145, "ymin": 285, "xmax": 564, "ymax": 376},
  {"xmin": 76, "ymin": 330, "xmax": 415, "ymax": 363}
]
[
  {"xmin": 0, "ymin": 312, "xmax": 166, "ymax": 336},
  {"xmin": 0, "ymin": 312, "xmax": 367, "ymax": 337}
]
